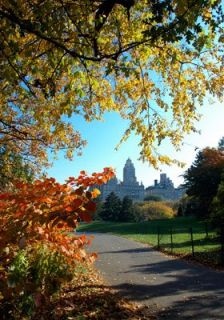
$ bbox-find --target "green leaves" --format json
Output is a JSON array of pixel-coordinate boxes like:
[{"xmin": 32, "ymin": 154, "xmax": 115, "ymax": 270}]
[{"xmin": 183, "ymin": 147, "xmax": 224, "ymax": 218}]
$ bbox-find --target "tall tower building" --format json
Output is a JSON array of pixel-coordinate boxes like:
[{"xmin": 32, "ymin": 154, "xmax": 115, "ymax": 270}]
[
  {"xmin": 123, "ymin": 158, "xmax": 137, "ymax": 185},
  {"xmin": 96, "ymin": 158, "xmax": 144, "ymax": 201}
]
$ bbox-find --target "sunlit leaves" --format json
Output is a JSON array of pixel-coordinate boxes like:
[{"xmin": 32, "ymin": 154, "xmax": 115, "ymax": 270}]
[
  {"xmin": 0, "ymin": 0, "xmax": 223, "ymax": 167},
  {"xmin": 0, "ymin": 168, "xmax": 114, "ymax": 298}
]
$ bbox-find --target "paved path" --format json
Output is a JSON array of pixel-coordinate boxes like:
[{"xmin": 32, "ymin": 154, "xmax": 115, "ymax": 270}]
[{"xmin": 85, "ymin": 232, "xmax": 224, "ymax": 319}]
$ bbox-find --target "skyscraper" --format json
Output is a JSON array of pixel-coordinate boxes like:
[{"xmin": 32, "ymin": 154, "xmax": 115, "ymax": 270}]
[
  {"xmin": 98, "ymin": 159, "xmax": 144, "ymax": 201},
  {"xmin": 123, "ymin": 158, "xmax": 137, "ymax": 185}
]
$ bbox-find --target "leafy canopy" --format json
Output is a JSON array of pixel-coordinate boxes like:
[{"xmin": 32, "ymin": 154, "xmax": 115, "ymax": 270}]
[
  {"xmin": 0, "ymin": 145, "xmax": 34, "ymax": 191},
  {"xmin": 0, "ymin": 0, "xmax": 223, "ymax": 167}
]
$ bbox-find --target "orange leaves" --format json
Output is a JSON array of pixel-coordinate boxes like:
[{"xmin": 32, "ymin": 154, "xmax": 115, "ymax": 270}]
[
  {"xmin": 0, "ymin": 193, "xmax": 11, "ymax": 200},
  {"xmin": 66, "ymin": 217, "xmax": 77, "ymax": 229},
  {"xmin": 74, "ymin": 187, "xmax": 84, "ymax": 196},
  {"xmin": 14, "ymin": 210, "xmax": 24, "ymax": 218},
  {"xmin": 89, "ymin": 252, "xmax": 98, "ymax": 263},
  {"xmin": 41, "ymin": 197, "xmax": 52, "ymax": 204},
  {"xmin": 0, "ymin": 167, "xmax": 114, "ymax": 264},
  {"xmin": 79, "ymin": 211, "xmax": 92, "ymax": 223},
  {"xmin": 37, "ymin": 227, "xmax": 44, "ymax": 235},
  {"xmin": 84, "ymin": 201, "xmax": 96, "ymax": 212},
  {"xmin": 0, "ymin": 167, "xmax": 114, "ymax": 301},
  {"xmin": 68, "ymin": 167, "xmax": 115, "ymax": 188},
  {"xmin": 65, "ymin": 206, "xmax": 75, "ymax": 213},
  {"xmin": 73, "ymin": 198, "xmax": 83, "ymax": 209}
]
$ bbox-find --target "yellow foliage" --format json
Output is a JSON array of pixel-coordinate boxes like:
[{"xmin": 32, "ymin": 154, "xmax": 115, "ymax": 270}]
[
  {"xmin": 135, "ymin": 201, "xmax": 176, "ymax": 220},
  {"xmin": 0, "ymin": 1, "xmax": 223, "ymax": 169}
]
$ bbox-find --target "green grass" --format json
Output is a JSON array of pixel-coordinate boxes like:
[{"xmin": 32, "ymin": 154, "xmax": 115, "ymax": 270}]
[{"xmin": 78, "ymin": 217, "xmax": 222, "ymax": 266}]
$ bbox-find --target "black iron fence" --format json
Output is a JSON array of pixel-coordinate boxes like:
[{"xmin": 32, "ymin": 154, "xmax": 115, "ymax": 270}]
[{"xmin": 156, "ymin": 224, "xmax": 224, "ymax": 266}]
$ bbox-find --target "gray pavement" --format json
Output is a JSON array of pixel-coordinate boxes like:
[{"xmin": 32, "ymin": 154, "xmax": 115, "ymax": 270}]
[{"xmin": 85, "ymin": 232, "xmax": 224, "ymax": 319}]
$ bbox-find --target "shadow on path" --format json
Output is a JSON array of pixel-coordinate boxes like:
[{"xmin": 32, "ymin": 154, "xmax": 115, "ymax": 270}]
[{"xmin": 89, "ymin": 233, "xmax": 224, "ymax": 319}]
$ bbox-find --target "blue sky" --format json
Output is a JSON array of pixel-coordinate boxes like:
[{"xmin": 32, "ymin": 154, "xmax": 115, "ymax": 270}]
[{"xmin": 47, "ymin": 100, "xmax": 224, "ymax": 188}]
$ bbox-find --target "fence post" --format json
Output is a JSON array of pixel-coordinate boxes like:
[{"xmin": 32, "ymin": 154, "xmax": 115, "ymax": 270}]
[
  {"xmin": 170, "ymin": 228, "xmax": 173, "ymax": 253},
  {"xmin": 221, "ymin": 225, "xmax": 224, "ymax": 265},
  {"xmin": 157, "ymin": 226, "xmax": 160, "ymax": 249},
  {"xmin": 205, "ymin": 223, "xmax": 209, "ymax": 238},
  {"xmin": 190, "ymin": 227, "xmax": 195, "ymax": 257}
]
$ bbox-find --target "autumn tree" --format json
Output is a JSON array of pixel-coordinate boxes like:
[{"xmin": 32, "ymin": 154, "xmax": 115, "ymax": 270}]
[
  {"xmin": 0, "ymin": 0, "xmax": 223, "ymax": 169},
  {"xmin": 183, "ymin": 148, "xmax": 224, "ymax": 218}
]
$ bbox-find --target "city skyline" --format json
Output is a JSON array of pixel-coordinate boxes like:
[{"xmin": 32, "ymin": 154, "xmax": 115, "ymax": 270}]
[
  {"xmin": 103, "ymin": 157, "xmax": 178, "ymax": 189},
  {"xmin": 93, "ymin": 158, "xmax": 183, "ymax": 201}
]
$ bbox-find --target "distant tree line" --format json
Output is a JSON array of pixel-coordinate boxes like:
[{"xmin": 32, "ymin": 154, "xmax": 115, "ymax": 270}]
[
  {"xmin": 95, "ymin": 192, "xmax": 176, "ymax": 222},
  {"xmin": 98, "ymin": 193, "xmax": 135, "ymax": 222}
]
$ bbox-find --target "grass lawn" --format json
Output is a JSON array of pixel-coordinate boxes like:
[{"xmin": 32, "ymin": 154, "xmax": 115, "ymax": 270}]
[{"xmin": 78, "ymin": 217, "xmax": 222, "ymax": 266}]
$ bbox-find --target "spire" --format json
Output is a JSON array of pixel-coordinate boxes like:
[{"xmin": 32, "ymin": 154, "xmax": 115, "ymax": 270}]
[{"xmin": 123, "ymin": 158, "xmax": 137, "ymax": 185}]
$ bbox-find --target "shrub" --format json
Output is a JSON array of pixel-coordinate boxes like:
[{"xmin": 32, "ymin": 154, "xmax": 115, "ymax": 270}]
[
  {"xmin": 4, "ymin": 245, "xmax": 74, "ymax": 318},
  {"xmin": 0, "ymin": 168, "xmax": 114, "ymax": 317},
  {"xmin": 134, "ymin": 201, "xmax": 175, "ymax": 220}
]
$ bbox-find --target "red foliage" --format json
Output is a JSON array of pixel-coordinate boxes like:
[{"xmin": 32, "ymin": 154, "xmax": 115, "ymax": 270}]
[{"xmin": 0, "ymin": 168, "xmax": 114, "ymax": 298}]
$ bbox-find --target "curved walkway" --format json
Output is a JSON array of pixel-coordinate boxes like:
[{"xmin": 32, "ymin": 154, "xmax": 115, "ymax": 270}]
[{"xmin": 86, "ymin": 232, "xmax": 224, "ymax": 319}]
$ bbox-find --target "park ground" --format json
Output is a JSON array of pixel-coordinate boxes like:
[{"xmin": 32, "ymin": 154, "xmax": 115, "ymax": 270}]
[
  {"xmin": 30, "ymin": 264, "xmax": 155, "ymax": 320},
  {"xmin": 4, "ymin": 217, "xmax": 223, "ymax": 319},
  {"xmin": 78, "ymin": 216, "xmax": 223, "ymax": 268},
  {"xmin": 76, "ymin": 217, "xmax": 224, "ymax": 319},
  {"xmin": 80, "ymin": 232, "xmax": 224, "ymax": 319}
]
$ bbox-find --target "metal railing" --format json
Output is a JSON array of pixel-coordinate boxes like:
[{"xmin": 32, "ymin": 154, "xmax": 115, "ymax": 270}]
[{"xmin": 156, "ymin": 224, "xmax": 224, "ymax": 265}]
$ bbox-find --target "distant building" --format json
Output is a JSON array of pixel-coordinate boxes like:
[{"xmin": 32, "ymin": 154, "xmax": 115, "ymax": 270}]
[
  {"xmin": 145, "ymin": 173, "xmax": 184, "ymax": 201},
  {"xmin": 97, "ymin": 160, "xmax": 184, "ymax": 202},
  {"xmin": 98, "ymin": 158, "xmax": 145, "ymax": 201}
]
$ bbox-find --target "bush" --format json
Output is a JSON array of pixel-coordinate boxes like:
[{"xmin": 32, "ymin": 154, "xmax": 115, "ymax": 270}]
[
  {"xmin": 134, "ymin": 201, "xmax": 176, "ymax": 220},
  {"xmin": 4, "ymin": 245, "xmax": 74, "ymax": 318},
  {"xmin": 0, "ymin": 169, "xmax": 115, "ymax": 318}
]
